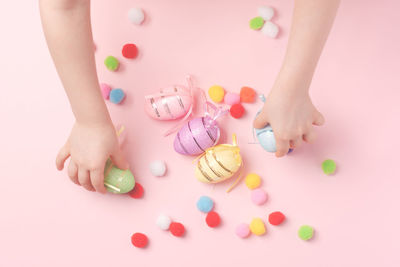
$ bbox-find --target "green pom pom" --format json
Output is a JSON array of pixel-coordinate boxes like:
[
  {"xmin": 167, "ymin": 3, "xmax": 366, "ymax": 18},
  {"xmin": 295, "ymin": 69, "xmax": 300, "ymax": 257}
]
[
  {"xmin": 322, "ymin": 159, "xmax": 336, "ymax": 175},
  {"xmin": 298, "ymin": 225, "xmax": 314, "ymax": 241},
  {"xmin": 104, "ymin": 56, "xmax": 119, "ymax": 71},
  {"xmin": 104, "ymin": 160, "xmax": 135, "ymax": 194},
  {"xmin": 249, "ymin": 17, "xmax": 265, "ymax": 30}
]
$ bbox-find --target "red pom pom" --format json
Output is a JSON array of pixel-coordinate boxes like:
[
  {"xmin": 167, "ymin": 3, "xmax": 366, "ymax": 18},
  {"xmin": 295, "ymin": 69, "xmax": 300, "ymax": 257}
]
[
  {"xmin": 205, "ymin": 211, "xmax": 221, "ymax": 228},
  {"xmin": 129, "ymin": 182, "xmax": 144, "ymax": 199},
  {"xmin": 169, "ymin": 222, "xmax": 185, "ymax": 237},
  {"xmin": 122, "ymin": 43, "xmax": 138, "ymax": 59},
  {"xmin": 240, "ymin": 86, "xmax": 256, "ymax": 103},
  {"xmin": 268, "ymin": 211, "xmax": 285, "ymax": 226},
  {"xmin": 230, "ymin": 103, "xmax": 245, "ymax": 119},
  {"xmin": 131, "ymin": 232, "xmax": 148, "ymax": 248}
]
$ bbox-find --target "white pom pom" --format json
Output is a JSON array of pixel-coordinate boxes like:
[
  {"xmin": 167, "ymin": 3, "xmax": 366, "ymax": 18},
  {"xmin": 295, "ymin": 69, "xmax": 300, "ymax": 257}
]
[
  {"xmin": 261, "ymin": 21, "xmax": 279, "ymax": 38},
  {"xmin": 128, "ymin": 8, "xmax": 145, "ymax": 25},
  {"xmin": 149, "ymin": 160, "xmax": 167, "ymax": 177},
  {"xmin": 156, "ymin": 214, "xmax": 172, "ymax": 230},
  {"xmin": 258, "ymin": 6, "xmax": 275, "ymax": 21}
]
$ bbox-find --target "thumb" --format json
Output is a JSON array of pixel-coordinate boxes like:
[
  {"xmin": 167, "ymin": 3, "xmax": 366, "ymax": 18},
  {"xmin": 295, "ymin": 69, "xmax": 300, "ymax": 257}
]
[
  {"xmin": 110, "ymin": 148, "xmax": 129, "ymax": 170},
  {"xmin": 313, "ymin": 111, "xmax": 325, "ymax": 126},
  {"xmin": 253, "ymin": 112, "xmax": 269, "ymax": 129}
]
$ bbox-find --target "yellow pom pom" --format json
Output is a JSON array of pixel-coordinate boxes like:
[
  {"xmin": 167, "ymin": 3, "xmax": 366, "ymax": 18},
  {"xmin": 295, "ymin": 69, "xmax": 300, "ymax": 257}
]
[
  {"xmin": 245, "ymin": 173, "xmax": 261, "ymax": 189},
  {"xmin": 249, "ymin": 218, "xmax": 266, "ymax": 236},
  {"xmin": 208, "ymin": 85, "xmax": 225, "ymax": 103}
]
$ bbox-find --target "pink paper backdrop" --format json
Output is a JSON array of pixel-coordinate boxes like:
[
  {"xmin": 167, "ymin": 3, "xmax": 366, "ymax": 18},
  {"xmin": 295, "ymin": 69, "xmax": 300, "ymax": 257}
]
[{"xmin": 1, "ymin": 0, "xmax": 399, "ymax": 266}]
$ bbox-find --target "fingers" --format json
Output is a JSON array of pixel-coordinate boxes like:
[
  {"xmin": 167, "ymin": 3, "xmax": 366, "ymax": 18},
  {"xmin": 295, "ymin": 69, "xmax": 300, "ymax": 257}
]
[
  {"xmin": 78, "ymin": 168, "xmax": 95, "ymax": 192},
  {"xmin": 313, "ymin": 111, "xmax": 325, "ymax": 126},
  {"xmin": 303, "ymin": 129, "xmax": 317, "ymax": 143},
  {"xmin": 290, "ymin": 136, "xmax": 303, "ymax": 149},
  {"xmin": 90, "ymin": 168, "xmax": 107, "ymax": 194},
  {"xmin": 253, "ymin": 112, "xmax": 268, "ymax": 129},
  {"xmin": 110, "ymin": 149, "xmax": 129, "ymax": 170},
  {"xmin": 56, "ymin": 146, "xmax": 70, "ymax": 171},
  {"xmin": 275, "ymin": 138, "xmax": 290, "ymax": 157},
  {"xmin": 68, "ymin": 160, "xmax": 79, "ymax": 185}
]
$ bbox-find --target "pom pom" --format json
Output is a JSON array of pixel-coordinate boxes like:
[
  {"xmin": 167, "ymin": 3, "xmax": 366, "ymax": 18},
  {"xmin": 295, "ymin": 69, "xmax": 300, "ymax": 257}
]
[
  {"xmin": 224, "ymin": 92, "xmax": 240, "ymax": 105},
  {"xmin": 268, "ymin": 211, "xmax": 285, "ymax": 226},
  {"xmin": 322, "ymin": 159, "xmax": 336, "ymax": 175},
  {"xmin": 251, "ymin": 188, "xmax": 268, "ymax": 205},
  {"xmin": 249, "ymin": 17, "xmax": 265, "ymax": 30},
  {"xmin": 122, "ymin": 43, "xmax": 138, "ymax": 59},
  {"xmin": 196, "ymin": 196, "xmax": 214, "ymax": 213},
  {"xmin": 131, "ymin": 233, "xmax": 148, "ymax": 248},
  {"xmin": 245, "ymin": 173, "xmax": 261, "ymax": 189},
  {"xmin": 156, "ymin": 214, "xmax": 172, "ymax": 230},
  {"xmin": 240, "ymin": 87, "xmax": 256, "ymax": 103},
  {"xmin": 129, "ymin": 182, "xmax": 144, "ymax": 199},
  {"xmin": 249, "ymin": 218, "xmax": 266, "ymax": 236},
  {"xmin": 104, "ymin": 56, "xmax": 119, "ymax": 71},
  {"xmin": 109, "ymin": 88, "xmax": 125, "ymax": 104},
  {"xmin": 230, "ymin": 103, "xmax": 245, "ymax": 119},
  {"xmin": 170, "ymin": 222, "xmax": 185, "ymax": 237},
  {"xmin": 100, "ymin": 83, "xmax": 111, "ymax": 99},
  {"xmin": 128, "ymin": 7, "xmax": 145, "ymax": 25},
  {"xmin": 149, "ymin": 160, "xmax": 167, "ymax": 177},
  {"xmin": 235, "ymin": 223, "xmax": 250, "ymax": 238},
  {"xmin": 261, "ymin": 21, "xmax": 279, "ymax": 38},
  {"xmin": 208, "ymin": 85, "xmax": 225, "ymax": 103},
  {"xmin": 258, "ymin": 6, "xmax": 275, "ymax": 21},
  {"xmin": 298, "ymin": 225, "xmax": 314, "ymax": 241},
  {"xmin": 205, "ymin": 211, "xmax": 221, "ymax": 228}
]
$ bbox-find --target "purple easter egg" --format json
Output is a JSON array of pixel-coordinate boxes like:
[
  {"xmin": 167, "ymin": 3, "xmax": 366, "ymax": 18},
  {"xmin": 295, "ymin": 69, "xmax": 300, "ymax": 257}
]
[{"xmin": 174, "ymin": 117, "xmax": 219, "ymax": 155}]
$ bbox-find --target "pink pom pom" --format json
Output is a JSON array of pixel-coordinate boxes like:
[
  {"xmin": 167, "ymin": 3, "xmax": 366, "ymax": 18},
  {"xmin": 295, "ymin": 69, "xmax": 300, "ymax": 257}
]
[
  {"xmin": 235, "ymin": 223, "xmax": 250, "ymax": 238},
  {"xmin": 251, "ymin": 188, "xmax": 268, "ymax": 205},
  {"xmin": 224, "ymin": 92, "xmax": 240, "ymax": 106},
  {"xmin": 100, "ymin": 83, "xmax": 112, "ymax": 99}
]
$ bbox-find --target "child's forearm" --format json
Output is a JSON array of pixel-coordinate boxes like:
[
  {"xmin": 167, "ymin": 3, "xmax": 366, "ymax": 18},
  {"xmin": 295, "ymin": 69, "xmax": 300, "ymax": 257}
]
[
  {"xmin": 39, "ymin": 0, "xmax": 110, "ymax": 125},
  {"xmin": 277, "ymin": 0, "xmax": 340, "ymax": 93}
]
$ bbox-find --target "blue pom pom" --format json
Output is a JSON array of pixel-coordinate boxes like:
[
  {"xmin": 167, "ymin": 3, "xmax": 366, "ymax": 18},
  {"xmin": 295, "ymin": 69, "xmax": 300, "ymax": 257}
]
[
  {"xmin": 109, "ymin": 88, "xmax": 125, "ymax": 104},
  {"xmin": 196, "ymin": 196, "xmax": 214, "ymax": 213}
]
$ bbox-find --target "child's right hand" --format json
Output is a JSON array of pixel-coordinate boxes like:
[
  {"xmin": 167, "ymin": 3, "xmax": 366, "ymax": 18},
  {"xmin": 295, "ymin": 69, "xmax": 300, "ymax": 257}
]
[{"xmin": 55, "ymin": 121, "xmax": 129, "ymax": 193}]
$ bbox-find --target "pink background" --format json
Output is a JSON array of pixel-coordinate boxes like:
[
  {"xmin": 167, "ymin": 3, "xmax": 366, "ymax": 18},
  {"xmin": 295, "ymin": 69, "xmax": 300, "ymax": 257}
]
[{"xmin": 1, "ymin": 0, "xmax": 399, "ymax": 266}]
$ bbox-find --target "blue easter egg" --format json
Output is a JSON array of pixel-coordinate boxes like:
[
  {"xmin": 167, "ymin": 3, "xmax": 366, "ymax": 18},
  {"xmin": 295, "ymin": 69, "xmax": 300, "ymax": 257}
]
[
  {"xmin": 109, "ymin": 88, "xmax": 125, "ymax": 104},
  {"xmin": 255, "ymin": 125, "xmax": 277, "ymax": 152}
]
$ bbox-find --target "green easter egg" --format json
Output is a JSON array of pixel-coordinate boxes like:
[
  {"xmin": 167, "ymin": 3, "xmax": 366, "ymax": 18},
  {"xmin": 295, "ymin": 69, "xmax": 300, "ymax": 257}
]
[
  {"xmin": 249, "ymin": 17, "xmax": 265, "ymax": 30},
  {"xmin": 104, "ymin": 160, "xmax": 135, "ymax": 194},
  {"xmin": 104, "ymin": 56, "xmax": 119, "ymax": 71},
  {"xmin": 322, "ymin": 159, "xmax": 336, "ymax": 175},
  {"xmin": 298, "ymin": 225, "xmax": 314, "ymax": 241}
]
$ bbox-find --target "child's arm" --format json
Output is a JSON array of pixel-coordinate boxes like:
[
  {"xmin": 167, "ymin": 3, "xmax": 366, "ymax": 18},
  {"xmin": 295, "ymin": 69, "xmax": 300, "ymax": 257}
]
[
  {"xmin": 254, "ymin": 0, "xmax": 340, "ymax": 157},
  {"xmin": 39, "ymin": 0, "xmax": 128, "ymax": 193}
]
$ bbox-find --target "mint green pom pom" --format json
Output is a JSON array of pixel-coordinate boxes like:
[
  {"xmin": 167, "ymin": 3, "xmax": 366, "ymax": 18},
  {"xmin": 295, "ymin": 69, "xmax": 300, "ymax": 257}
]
[
  {"xmin": 104, "ymin": 160, "xmax": 135, "ymax": 194},
  {"xmin": 104, "ymin": 56, "xmax": 119, "ymax": 71},
  {"xmin": 249, "ymin": 17, "xmax": 265, "ymax": 30},
  {"xmin": 322, "ymin": 159, "xmax": 336, "ymax": 175},
  {"xmin": 298, "ymin": 225, "xmax": 314, "ymax": 241}
]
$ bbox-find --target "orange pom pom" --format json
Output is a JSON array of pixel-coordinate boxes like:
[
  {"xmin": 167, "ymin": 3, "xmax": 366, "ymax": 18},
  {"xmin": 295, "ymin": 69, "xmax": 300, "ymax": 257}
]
[{"xmin": 240, "ymin": 87, "xmax": 256, "ymax": 103}]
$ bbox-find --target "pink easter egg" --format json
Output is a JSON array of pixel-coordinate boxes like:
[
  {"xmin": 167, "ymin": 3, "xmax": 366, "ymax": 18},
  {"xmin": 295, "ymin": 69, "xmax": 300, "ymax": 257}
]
[
  {"xmin": 174, "ymin": 116, "xmax": 219, "ymax": 155},
  {"xmin": 145, "ymin": 86, "xmax": 192, "ymax": 121},
  {"xmin": 224, "ymin": 92, "xmax": 240, "ymax": 105}
]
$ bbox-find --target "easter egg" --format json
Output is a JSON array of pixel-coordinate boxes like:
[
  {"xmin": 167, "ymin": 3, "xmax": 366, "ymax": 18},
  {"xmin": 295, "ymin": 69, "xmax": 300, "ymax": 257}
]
[
  {"xmin": 174, "ymin": 116, "xmax": 219, "ymax": 155},
  {"xmin": 104, "ymin": 159, "xmax": 135, "ymax": 194},
  {"xmin": 255, "ymin": 124, "xmax": 276, "ymax": 152},
  {"xmin": 145, "ymin": 85, "xmax": 192, "ymax": 121}
]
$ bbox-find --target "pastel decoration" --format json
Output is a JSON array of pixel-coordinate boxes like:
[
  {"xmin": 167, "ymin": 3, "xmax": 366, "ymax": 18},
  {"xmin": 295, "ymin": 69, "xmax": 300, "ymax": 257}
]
[
  {"xmin": 109, "ymin": 88, "xmax": 125, "ymax": 104},
  {"xmin": 100, "ymin": 83, "xmax": 111, "ymax": 99},
  {"xmin": 144, "ymin": 76, "xmax": 194, "ymax": 121},
  {"xmin": 156, "ymin": 214, "xmax": 172, "ymax": 231},
  {"xmin": 169, "ymin": 222, "xmax": 185, "ymax": 237},
  {"xmin": 149, "ymin": 160, "xmax": 167, "ymax": 177},
  {"xmin": 205, "ymin": 211, "xmax": 221, "ymax": 228},
  {"xmin": 208, "ymin": 85, "xmax": 225, "ymax": 103},
  {"xmin": 240, "ymin": 87, "xmax": 256, "ymax": 103},
  {"xmin": 268, "ymin": 211, "xmax": 285, "ymax": 226},
  {"xmin": 230, "ymin": 103, "xmax": 245, "ymax": 119},
  {"xmin": 322, "ymin": 159, "xmax": 336, "ymax": 175},
  {"xmin": 258, "ymin": 6, "xmax": 275, "ymax": 21},
  {"xmin": 235, "ymin": 223, "xmax": 251, "ymax": 238},
  {"xmin": 196, "ymin": 196, "xmax": 214, "ymax": 213},
  {"xmin": 249, "ymin": 17, "xmax": 265, "ymax": 30},
  {"xmin": 128, "ymin": 182, "xmax": 144, "ymax": 199},
  {"xmin": 224, "ymin": 92, "xmax": 240, "ymax": 105},
  {"xmin": 261, "ymin": 21, "xmax": 279, "ymax": 38},
  {"xmin": 131, "ymin": 233, "xmax": 148, "ymax": 248},
  {"xmin": 245, "ymin": 173, "xmax": 261, "ymax": 189},
  {"xmin": 251, "ymin": 188, "xmax": 268, "ymax": 205},
  {"xmin": 249, "ymin": 218, "xmax": 266, "ymax": 236},
  {"xmin": 104, "ymin": 56, "xmax": 119, "ymax": 71},
  {"xmin": 122, "ymin": 43, "xmax": 138, "ymax": 59},
  {"xmin": 103, "ymin": 159, "xmax": 135, "ymax": 194},
  {"xmin": 298, "ymin": 225, "xmax": 314, "ymax": 241},
  {"xmin": 128, "ymin": 7, "xmax": 145, "ymax": 25}
]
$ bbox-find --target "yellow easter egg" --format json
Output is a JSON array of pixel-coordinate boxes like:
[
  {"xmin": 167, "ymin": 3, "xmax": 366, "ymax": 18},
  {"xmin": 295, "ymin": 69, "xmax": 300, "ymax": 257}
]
[
  {"xmin": 208, "ymin": 85, "xmax": 225, "ymax": 103},
  {"xmin": 249, "ymin": 218, "xmax": 266, "ymax": 236},
  {"xmin": 245, "ymin": 173, "xmax": 261, "ymax": 190}
]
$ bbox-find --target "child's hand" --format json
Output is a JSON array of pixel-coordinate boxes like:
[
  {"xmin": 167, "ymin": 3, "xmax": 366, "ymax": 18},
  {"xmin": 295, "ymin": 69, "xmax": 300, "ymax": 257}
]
[
  {"xmin": 55, "ymin": 122, "xmax": 129, "ymax": 193},
  {"xmin": 254, "ymin": 83, "xmax": 325, "ymax": 157}
]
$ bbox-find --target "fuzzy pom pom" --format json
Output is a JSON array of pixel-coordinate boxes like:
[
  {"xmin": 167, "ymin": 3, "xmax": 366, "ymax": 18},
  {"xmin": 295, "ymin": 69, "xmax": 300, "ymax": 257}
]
[
  {"xmin": 156, "ymin": 214, "xmax": 172, "ymax": 230},
  {"xmin": 122, "ymin": 43, "xmax": 138, "ymax": 59},
  {"xmin": 249, "ymin": 17, "xmax": 265, "ymax": 30},
  {"xmin": 251, "ymin": 188, "xmax": 268, "ymax": 205},
  {"xmin": 298, "ymin": 225, "xmax": 314, "ymax": 241},
  {"xmin": 224, "ymin": 92, "xmax": 241, "ymax": 105},
  {"xmin": 245, "ymin": 173, "xmax": 261, "ymax": 189},
  {"xmin": 230, "ymin": 103, "xmax": 245, "ymax": 119},
  {"xmin": 235, "ymin": 223, "xmax": 251, "ymax": 238},
  {"xmin": 129, "ymin": 182, "xmax": 144, "ymax": 199},
  {"xmin": 128, "ymin": 8, "xmax": 145, "ymax": 25},
  {"xmin": 240, "ymin": 87, "xmax": 256, "ymax": 103},
  {"xmin": 100, "ymin": 83, "xmax": 111, "ymax": 99},
  {"xmin": 322, "ymin": 159, "xmax": 336, "ymax": 175},
  {"xmin": 131, "ymin": 233, "xmax": 148, "ymax": 248},
  {"xmin": 170, "ymin": 222, "xmax": 185, "ymax": 237},
  {"xmin": 268, "ymin": 211, "xmax": 286, "ymax": 226},
  {"xmin": 196, "ymin": 196, "xmax": 214, "ymax": 213},
  {"xmin": 109, "ymin": 89, "xmax": 125, "ymax": 104},
  {"xmin": 206, "ymin": 211, "xmax": 221, "ymax": 228},
  {"xmin": 208, "ymin": 85, "xmax": 225, "ymax": 103},
  {"xmin": 149, "ymin": 160, "xmax": 167, "ymax": 177},
  {"xmin": 250, "ymin": 218, "xmax": 266, "ymax": 236},
  {"xmin": 258, "ymin": 6, "xmax": 275, "ymax": 21},
  {"xmin": 104, "ymin": 56, "xmax": 119, "ymax": 71},
  {"xmin": 261, "ymin": 21, "xmax": 279, "ymax": 38}
]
